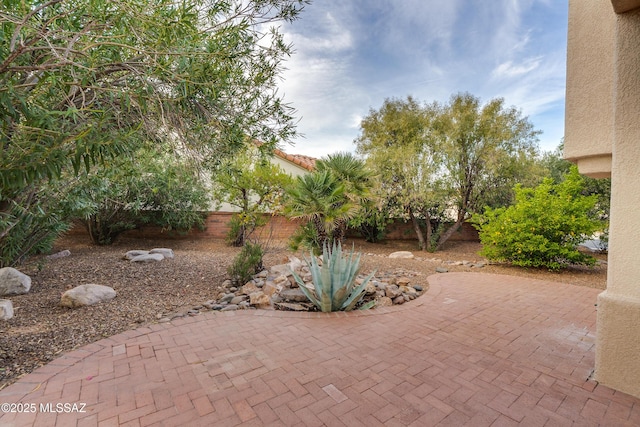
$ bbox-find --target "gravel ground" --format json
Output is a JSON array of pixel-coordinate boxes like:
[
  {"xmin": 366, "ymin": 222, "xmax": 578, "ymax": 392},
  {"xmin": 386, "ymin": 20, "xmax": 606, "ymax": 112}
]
[{"xmin": 0, "ymin": 235, "xmax": 607, "ymax": 390}]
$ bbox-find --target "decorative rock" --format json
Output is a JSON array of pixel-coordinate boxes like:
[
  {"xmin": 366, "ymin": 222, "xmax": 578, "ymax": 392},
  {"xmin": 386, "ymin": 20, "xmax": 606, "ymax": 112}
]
[
  {"xmin": 61, "ymin": 284, "xmax": 116, "ymax": 308},
  {"xmin": 256, "ymin": 270, "xmax": 268, "ymax": 278},
  {"xmin": 249, "ymin": 292, "xmax": 271, "ymax": 308},
  {"xmin": 472, "ymin": 262, "xmax": 486, "ymax": 268},
  {"xmin": 275, "ymin": 302, "xmax": 308, "ymax": 311},
  {"xmin": 399, "ymin": 285, "xmax": 417, "ymax": 295},
  {"xmin": 0, "ymin": 267, "xmax": 31, "ymax": 296},
  {"xmin": 389, "ymin": 251, "xmax": 415, "ymax": 259},
  {"xmin": 435, "ymin": 267, "xmax": 449, "ymax": 273},
  {"xmin": 222, "ymin": 280, "xmax": 233, "ymax": 288},
  {"xmin": 47, "ymin": 249, "xmax": 71, "ymax": 260},
  {"xmin": 220, "ymin": 293, "xmax": 235, "ymax": 303},
  {"xmin": 397, "ymin": 277, "xmax": 411, "ymax": 286},
  {"xmin": 270, "ymin": 264, "xmax": 293, "ymax": 277},
  {"xmin": 413, "ymin": 285, "xmax": 424, "ymax": 292},
  {"xmin": 124, "ymin": 250, "xmax": 149, "ymax": 260},
  {"xmin": 150, "ymin": 248, "xmax": 174, "ymax": 259},
  {"xmin": 273, "ymin": 275, "xmax": 289, "ymax": 286},
  {"xmin": 158, "ymin": 317, "xmax": 171, "ymax": 323},
  {"xmin": 377, "ymin": 297, "xmax": 393, "ymax": 307},
  {"xmin": 280, "ymin": 288, "xmax": 309, "ymax": 303},
  {"xmin": 221, "ymin": 304, "xmax": 238, "ymax": 312},
  {"xmin": 262, "ymin": 282, "xmax": 284, "ymax": 298},
  {"xmin": 203, "ymin": 300, "xmax": 216, "ymax": 310},
  {"xmin": 238, "ymin": 301, "xmax": 251, "ymax": 309},
  {"xmin": 241, "ymin": 282, "xmax": 260, "ymax": 295},
  {"xmin": 230, "ymin": 295, "xmax": 248, "ymax": 305},
  {"xmin": 365, "ymin": 282, "xmax": 377, "ymax": 295},
  {"xmin": 0, "ymin": 299, "xmax": 14, "ymax": 320},
  {"xmin": 130, "ymin": 253, "xmax": 164, "ymax": 263},
  {"xmin": 385, "ymin": 285, "xmax": 401, "ymax": 299},
  {"xmin": 393, "ymin": 296, "xmax": 406, "ymax": 305}
]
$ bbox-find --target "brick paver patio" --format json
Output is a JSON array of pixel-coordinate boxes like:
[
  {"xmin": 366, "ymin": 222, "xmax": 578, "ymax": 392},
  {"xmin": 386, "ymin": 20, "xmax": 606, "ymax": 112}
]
[{"xmin": 1, "ymin": 272, "xmax": 639, "ymax": 426}]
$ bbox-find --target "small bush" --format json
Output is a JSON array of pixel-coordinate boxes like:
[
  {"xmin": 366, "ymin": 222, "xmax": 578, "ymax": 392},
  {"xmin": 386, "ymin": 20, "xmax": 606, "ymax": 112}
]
[
  {"xmin": 227, "ymin": 242, "xmax": 264, "ymax": 284},
  {"xmin": 473, "ymin": 167, "xmax": 602, "ymax": 271}
]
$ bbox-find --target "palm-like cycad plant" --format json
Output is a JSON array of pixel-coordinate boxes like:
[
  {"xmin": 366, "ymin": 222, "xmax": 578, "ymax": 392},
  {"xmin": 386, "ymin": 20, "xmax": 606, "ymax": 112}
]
[{"xmin": 285, "ymin": 170, "xmax": 355, "ymax": 249}]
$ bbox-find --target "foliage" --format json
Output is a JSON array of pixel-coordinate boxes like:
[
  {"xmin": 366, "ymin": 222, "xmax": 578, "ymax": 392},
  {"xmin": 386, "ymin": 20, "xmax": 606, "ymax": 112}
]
[
  {"xmin": 67, "ymin": 148, "xmax": 210, "ymax": 245},
  {"xmin": 291, "ymin": 242, "xmax": 375, "ymax": 312},
  {"xmin": 0, "ymin": 186, "xmax": 70, "ymax": 267},
  {"xmin": 285, "ymin": 152, "xmax": 372, "ymax": 250},
  {"xmin": 227, "ymin": 241, "xmax": 264, "ymax": 284},
  {"xmin": 0, "ymin": 0, "xmax": 306, "ymax": 264},
  {"xmin": 348, "ymin": 203, "xmax": 391, "ymax": 243},
  {"xmin": 288, "ymin": 221, "xmax": 321, "ymax": 254},
  {"xmin": 473, "ymin": 166, "xmax": 602, "ymax": 271},
  {"xmin": 541, "ymin": 143, "xmax": 611, "ymax": 249},
  {"xmin": 212, "ymin": 148, "xmax": 293, "ymax": 246},
  {"xmin": 285, "ymin": 170, "xmax": 354, "ymax": 250},
  {"xmin": 356, "ymin": 93, "xmax": 543, "ymax": 251}
]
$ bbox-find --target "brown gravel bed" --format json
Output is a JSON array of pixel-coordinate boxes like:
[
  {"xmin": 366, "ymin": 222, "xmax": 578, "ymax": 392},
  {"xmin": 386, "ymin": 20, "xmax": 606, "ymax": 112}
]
[{"xmin": 0, "ymin": 236, "xmax": 606, "ymax": 390}]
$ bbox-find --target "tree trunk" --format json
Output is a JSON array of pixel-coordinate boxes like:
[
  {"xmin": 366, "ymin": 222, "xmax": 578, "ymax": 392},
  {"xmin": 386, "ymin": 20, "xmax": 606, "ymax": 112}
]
[
  {"xmin": 409, "ymin": 208, "xmax": 427, "ymax": 251},
  {"xmin": 435, "ymin": 218, "xmax": 464, "ymax": 251}
]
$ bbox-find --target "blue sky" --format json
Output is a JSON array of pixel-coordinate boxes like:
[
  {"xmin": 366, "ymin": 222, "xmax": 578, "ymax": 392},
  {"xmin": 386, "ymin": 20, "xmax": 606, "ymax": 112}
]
[{"xmin": 278, "ymin": 0, "xmax": 568, "ymax": 158}]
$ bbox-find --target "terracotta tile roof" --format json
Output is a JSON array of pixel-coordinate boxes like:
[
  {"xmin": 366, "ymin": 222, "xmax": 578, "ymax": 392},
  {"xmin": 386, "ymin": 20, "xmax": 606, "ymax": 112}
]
[{"xmin": 272, "ymin": 148, "xmax": 317, "ymax": 171}]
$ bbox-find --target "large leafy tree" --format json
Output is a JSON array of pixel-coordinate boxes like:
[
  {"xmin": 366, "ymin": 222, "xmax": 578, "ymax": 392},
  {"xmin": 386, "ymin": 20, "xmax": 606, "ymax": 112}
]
[
  {"xmin": 0, "ymin": 0, "xmax": 307, "ymax": 265},
  {"xmin": 356, "ymin": 93, "xmax": 542, "ymax": 251},
  {"xmin": 356, "ymin": 96, "xmax": 446, "ymax": 250}
]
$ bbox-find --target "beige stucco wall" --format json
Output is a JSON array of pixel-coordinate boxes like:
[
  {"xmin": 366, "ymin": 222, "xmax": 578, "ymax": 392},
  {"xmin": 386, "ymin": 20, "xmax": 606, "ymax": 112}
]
[
  {"xmin": 565, "ymin": 1, "xmax": 640, "ymax": 398},
  {"xmin": 564, "ymin": 0, "xmax": 615, "ymax": 178}
]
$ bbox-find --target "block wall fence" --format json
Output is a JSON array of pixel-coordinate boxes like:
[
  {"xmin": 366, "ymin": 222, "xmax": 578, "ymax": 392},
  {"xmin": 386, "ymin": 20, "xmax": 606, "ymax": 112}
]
[{"xmin": 68, "ymin": 212, "xmax": 479, "ymax": 242}]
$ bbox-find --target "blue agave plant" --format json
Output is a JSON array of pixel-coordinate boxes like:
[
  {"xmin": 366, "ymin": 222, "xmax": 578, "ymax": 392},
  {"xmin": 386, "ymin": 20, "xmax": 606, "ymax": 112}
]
[{"xmin": 291, "ymin": 241, "xmax": 376, "ymax": 312}]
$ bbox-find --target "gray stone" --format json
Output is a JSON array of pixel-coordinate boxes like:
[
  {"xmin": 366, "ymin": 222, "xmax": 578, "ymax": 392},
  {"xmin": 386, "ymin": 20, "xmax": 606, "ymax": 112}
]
[
  {"xmin": 158, "ymin": 317, "xmax": 171, "ymax": 323},
  {"xmin": 413, "ymin": 285, "xmax": 424, "ymax": 292},
  {"xmin": 60, "ymin": 284, "xmax": 116, "ymax": 308},
  {"xmin": 0, "ymin": 299, "xmax": 13, "ymax": 320},
  {"xmin": 124, "ymin": 250, "xmax": 149, "ymax": 260},
  {"xmin": 0, "ymin": 267, "xmax": 31, "ymax": 296},
  {"xmin": 150, "ymin": 248, "xmax": 174, "ymax": 259},
  {"xmin": 396, "ymin": 276, "xmax": 411, "ymax": 286},
  {"xmin": 255, "ymin": 270, "xmax": 268, "ymax": 278},
  {"xmin": 389, "ymin": 251, "xmax": 415, "ymax": 259},
  {"xmin": 220, "ymin": 293, "xmax": 235, "ymax": 303},
  {"xmin": 435, "ymin": 267, "xmax": 449, "ymax": 273},
  {"xmin": 238, "ymin": 301, "xmax": 251, "ymax": 309},
  {"xmin": 130, "ymin": 253, "xmax": 164, "ymax": 263},
  {"xmin": 399, "ymin": 285, "xmax": 417, "ymax": 296},
  {"xmin": 280, "ymin": 288, "xmax": 309, "ymax": 303},
  {"xmin": 47, "ymin": 249, "xmax": 71, "ymax": 260},
  {"xmin": 393, "ymin": 296, "xmax": 405, "ymax": 305},
  {"xmin": 230, "ymin": 295, "xmax": 248, "ymax": 305},
  {"xmin": 365, "ymin": 282, "xmax": 377, "ymax": 295},
  {"xmin": 472, "ymin": 262, "xmax": 486, "ymax": 268},
  {"xmin": 221, "ymin": 304, "xmax": 239, "ymax": 311}
]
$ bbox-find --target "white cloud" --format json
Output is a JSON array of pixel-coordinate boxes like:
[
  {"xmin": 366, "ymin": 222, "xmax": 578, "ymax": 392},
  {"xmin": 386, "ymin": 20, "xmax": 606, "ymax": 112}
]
[{"xmin": 492, "ymin": 56, "xmax": 542, "ymax": 79}]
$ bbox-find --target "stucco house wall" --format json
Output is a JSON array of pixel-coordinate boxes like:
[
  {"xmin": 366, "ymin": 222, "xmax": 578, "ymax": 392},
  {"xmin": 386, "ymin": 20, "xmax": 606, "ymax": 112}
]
[{"xmin": 564, "ymin": 0, "xmax": 640, "ymax": 398}]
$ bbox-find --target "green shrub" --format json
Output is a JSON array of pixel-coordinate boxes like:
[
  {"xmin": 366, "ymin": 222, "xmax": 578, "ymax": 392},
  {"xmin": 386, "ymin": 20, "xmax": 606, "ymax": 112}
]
[
  {"xmin": 473, "ymin": 166, "xmax": 602, "ymax": 271},
  {"xmin": 227, "ymin": 242, "xmax": 264, "ymax": 284},
  {"xmin": 291, "ymin": 242, "xmax": 376, "ymax": 312}
]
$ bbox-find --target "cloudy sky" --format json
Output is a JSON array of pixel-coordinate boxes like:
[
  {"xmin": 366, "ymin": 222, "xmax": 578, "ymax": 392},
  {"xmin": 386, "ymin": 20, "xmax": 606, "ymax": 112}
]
[{"xmin": 277, "ymin": 0, "xmax": 568, "ymax": 158}]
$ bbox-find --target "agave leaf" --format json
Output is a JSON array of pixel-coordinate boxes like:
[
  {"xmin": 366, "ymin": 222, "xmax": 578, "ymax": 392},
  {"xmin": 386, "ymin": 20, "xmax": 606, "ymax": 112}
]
[
  {"xmin": 342, "ymin": 270, "xmax": 376, "ymax": 311},
  {"xmin": 291, "ymin": 269, "xmax": 320, "ymax": 307},
  {"xmin": 320, "ymin": 263, "xmax": 333, "ymax": 312},
  {"xmin": 358, "ymin": 300, "xmax": 377, "ymax": 310},
  {"xmin": 307, "ymin": 253, "xmax": 325, "ymax": 303}
]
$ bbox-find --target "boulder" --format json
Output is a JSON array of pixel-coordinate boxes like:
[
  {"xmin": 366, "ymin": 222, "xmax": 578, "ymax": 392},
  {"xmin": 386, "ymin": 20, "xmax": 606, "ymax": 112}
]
[
  {"xmin": 262, "ymin": 282, "xmax": 284, "ymax": 297},
  {"xmin": 124, "ymin": 250, "xmax": 149, "ymax": 260},
  {"xmin": 0, "ymin": 299, "xmax": 14, "ymax": 320},
  {"xmin": 150, "ymin": 248, "xmax": 174, "ymax": 259},
  {"xmin": 399, "ymin": 285, "xmax": 417, "ymax": 296},
  {"xmin": 130, "ymin": 253, "xmax": 164, "ymax": 263},
  {"xmin": 0, "ymin": 267, "xmax": 31, "ymax": 296},
  {"xmin": 241, "ymin": 282, "xmax": 260, "ymax": 295},
  {"xmin": 230, "ymin": 295, "xmax": 248, "ymax": 305},
  {"xmin": 389, "ymin": 251, "xmax": 414, "ymax": 259},
  {"xmin": 280, "ymin": 288, "xmax": 309, "ymax": 303},
  {"xmin": 435, "ymin": 267, "xmax": 449, "ymax": 273},
  {"xmin": 61, "ymin": 284, "xmax": 116, "ymax": 308},
  {"xmin": 249, "ymin": 292, "xmax": 271, "ymax": 308}
]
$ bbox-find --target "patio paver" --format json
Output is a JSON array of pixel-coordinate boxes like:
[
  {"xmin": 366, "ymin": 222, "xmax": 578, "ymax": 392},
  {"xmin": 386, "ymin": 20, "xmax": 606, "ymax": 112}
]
[{"xmin": 1, "ymin": 272, "xmax": 639, "ymax": 426}]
